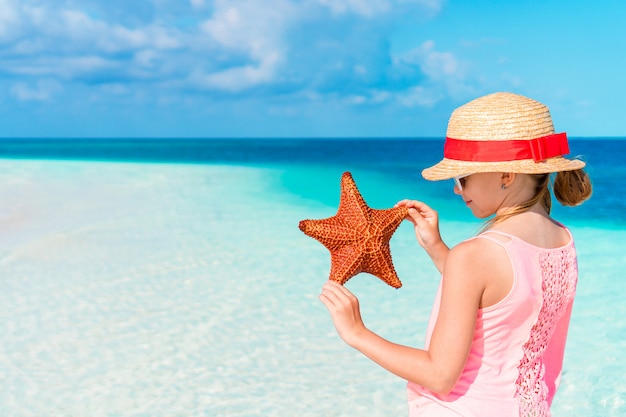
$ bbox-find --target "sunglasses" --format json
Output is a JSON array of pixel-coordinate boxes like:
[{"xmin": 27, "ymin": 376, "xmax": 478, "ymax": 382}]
[{"xmin": 453, "ymin": 174, "xmax": 470, "ymax": 191}]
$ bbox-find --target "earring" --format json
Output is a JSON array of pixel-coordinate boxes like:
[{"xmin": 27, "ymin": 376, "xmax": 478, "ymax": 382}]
[{"xmin": 501, "ymin": 184, "xmax": 507, "ymax": 190}]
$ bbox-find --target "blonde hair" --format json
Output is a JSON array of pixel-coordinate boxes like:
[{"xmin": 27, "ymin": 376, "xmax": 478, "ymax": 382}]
[{"xmin": 485, "ymin": 168, "xmax": 592, "ymax": 229}]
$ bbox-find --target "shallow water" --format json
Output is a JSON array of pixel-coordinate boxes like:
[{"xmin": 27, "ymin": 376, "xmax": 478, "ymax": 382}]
[{"xmin": 0, "ymin": 159, "xmax": 624, "ymax": 416}]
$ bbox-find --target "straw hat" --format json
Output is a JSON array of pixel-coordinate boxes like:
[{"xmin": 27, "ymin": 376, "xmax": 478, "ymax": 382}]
[{"xmin": 422, "ymin": 92, "xmax": 585, "ymax": 181}]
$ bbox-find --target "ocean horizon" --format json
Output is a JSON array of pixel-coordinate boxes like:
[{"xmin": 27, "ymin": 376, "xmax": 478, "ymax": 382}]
[{"xmin": 0, "ymin": 138, "xmax": 624, "ymax": 416}]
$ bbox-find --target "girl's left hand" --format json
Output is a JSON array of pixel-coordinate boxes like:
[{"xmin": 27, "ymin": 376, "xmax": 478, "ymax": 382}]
[{"xmin": 319, "ymin": 280, "xmax": 366, "ymax": 346}]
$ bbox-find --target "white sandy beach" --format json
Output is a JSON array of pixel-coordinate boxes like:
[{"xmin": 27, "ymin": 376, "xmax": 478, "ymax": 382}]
[{"xmin": 0, "ymin": 159, "xmax": 624, "ymax": 416}]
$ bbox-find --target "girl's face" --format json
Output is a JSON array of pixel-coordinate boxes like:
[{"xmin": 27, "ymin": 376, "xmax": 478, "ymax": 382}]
[{"xmin": 453, "ymin": 172, "xmax": 505, "ymax": 218}]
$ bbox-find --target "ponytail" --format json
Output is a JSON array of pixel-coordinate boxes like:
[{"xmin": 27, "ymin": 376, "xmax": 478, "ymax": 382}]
[{"xmin": 553, "ymin": 169, "xmax": 593, "ymax": 206}]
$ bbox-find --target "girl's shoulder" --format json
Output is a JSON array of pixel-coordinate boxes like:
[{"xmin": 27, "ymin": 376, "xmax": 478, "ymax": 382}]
[
  {"xmin": 448, "ymin": 235, "xmax": 515, "ymax": 309},
  {"xmin": 447, "ymin": 237, "xmax": 511, "ymax": 276}
]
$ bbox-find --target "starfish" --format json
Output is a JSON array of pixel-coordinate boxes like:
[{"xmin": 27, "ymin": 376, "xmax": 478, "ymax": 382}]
[{"xmin": 299, "ymin": 172, "xmax": 408, "ymax": 289}]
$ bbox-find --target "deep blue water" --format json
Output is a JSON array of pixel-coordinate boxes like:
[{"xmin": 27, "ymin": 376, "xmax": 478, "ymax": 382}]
[{"xmin": 0, "ymin": 138, "xmax": 622, "ymax": 227}]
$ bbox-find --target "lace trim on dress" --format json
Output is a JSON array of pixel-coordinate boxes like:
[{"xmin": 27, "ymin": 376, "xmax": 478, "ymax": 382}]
[{"xmin": 515, "ymin": 247, "xmax": 577, "ymax": 417}]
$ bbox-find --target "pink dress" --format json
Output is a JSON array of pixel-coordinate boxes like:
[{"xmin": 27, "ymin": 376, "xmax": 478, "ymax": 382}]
[{"xmin": 407, "ymin": 229, "xmax": 578, "ymax": 417}]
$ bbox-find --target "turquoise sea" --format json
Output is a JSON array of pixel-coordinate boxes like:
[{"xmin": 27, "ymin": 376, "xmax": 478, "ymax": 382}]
[{"xmin": 0, "ymin": 138, "xmax": 624, "ymax": 416}]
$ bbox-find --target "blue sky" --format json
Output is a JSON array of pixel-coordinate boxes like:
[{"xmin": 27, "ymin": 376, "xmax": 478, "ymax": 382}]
[{"xmin": 0, "ymin": 0, "xmax": 624, "ymax": 138}]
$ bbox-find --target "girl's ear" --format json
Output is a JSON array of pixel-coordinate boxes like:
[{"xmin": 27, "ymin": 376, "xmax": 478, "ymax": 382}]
[{"xmin": 500, "ymin": 172, "xmax": 516, "ymax": 188}]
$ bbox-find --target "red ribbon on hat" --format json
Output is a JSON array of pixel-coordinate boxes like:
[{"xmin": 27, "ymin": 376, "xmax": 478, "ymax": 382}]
[{"xmin": 443, "ymin": 132, "xmax": 570, "ymax": 162}]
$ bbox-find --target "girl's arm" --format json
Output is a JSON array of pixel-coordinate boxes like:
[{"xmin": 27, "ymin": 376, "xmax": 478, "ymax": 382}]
[
  {"xmin": 395, "ymin": 200, "xmax": 449, "ymax": 274},
  {"xmin": 320, "ymin": 240, "xmax": 490, "ymax": 394}
]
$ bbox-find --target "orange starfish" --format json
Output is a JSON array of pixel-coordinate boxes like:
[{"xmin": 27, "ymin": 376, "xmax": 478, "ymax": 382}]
[{"xmin": 299, "ymin": 172, "xmax": 408, "ymax": 289}]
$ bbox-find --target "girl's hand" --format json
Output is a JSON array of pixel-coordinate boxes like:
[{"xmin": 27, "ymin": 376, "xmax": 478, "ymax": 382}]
[
  {"xmin": 319, "ymin": 280, "xmax": 366, "ymax": 346},
  {"xmin": 395, "ymin": 199, "xmax": 442, "ymax": 249},
  {"xmin": 395, "ymin": 199, "xmax": 449, "ymax": 273}
]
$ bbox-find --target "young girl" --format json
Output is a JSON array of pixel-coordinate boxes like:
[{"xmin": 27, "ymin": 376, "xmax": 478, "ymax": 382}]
[{"xmin": 319, "ymin": 92, "xmax": 592, "ymax": 417}]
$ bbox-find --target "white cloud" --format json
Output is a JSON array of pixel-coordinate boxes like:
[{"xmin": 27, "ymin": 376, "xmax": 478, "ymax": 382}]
[
  {"xmin": 11, "ymin": 79, "xmax": 62, "ymax": 101},
  {"xmin": 0, "ymin": 0, "xmax": 23, "ymax": 42},
  {"xmin": 314, "ymin": 0, "xmax": 391, "ymax": 17},
  {"xmin": 2, "ymin": 4, "xmax": 181, "ymax": 55},
  {"xmin": 196, "ymin": 0, "xmax": 296, "ymax": 91},
  {"xmin": 0, "ymin": 1, "xmax": 187, "ymax": 92},
  {"xmin": 190, "ymin": 51, "xmax": 282, "ymax": 92},
  {"xmin": 64, "ymin": 56, "xmax": 117, "ymax": 75},
  {"xmin": 100, "ymin": 83, "xmax": 130, "ymax": 95},
  {"xmin": 403, "ymin": 40, "xmax": 460, "ymax": 80},
  {"xmin": 8, "ymin": 55, "xmax": 119, "ymax": 83},
  {"xmin": 0, "ymin": 0, "xmax": 463, "ymax": 108},
  {"xmin": 387, "ymin": 40, "xmax": 476, "ymax": 105},
  {"xmin": 398, "ymin": 85, "xmax": 441, "ymax": 107},
  {"xmin": 55, "ymin": 9, "xmax": 180, "ymax": 53},
  {"xmin": 200, "ymin": 0, "xmax": 294, "ymax": 58},
  {"xmin": 134, "ymin": 50, "xmax": 158, "ymax": 68},
  {"xmin": 0, "ymin": 0, "xmax": 19, "ymax": 23},
  {"xmin": 312, "ymin": 0, "xmax": 443, "ymax": 18},
  {"xmin": 348, "ymin": 89, "xmax": 391, "ymax": 105},
  {"xmin": 188, "ymin": 1, "xmax": 461, "ymax": 104}
]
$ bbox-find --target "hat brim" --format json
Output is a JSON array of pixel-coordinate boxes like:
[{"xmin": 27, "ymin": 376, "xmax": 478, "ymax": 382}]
[{"xmin": 422, "ymin": 156, "xmax": 586, "ymax": 181}]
